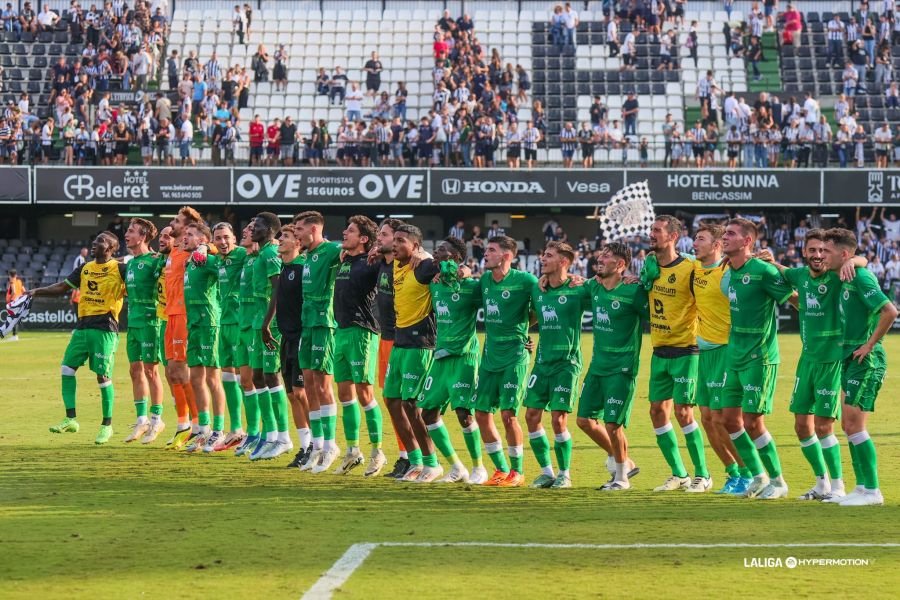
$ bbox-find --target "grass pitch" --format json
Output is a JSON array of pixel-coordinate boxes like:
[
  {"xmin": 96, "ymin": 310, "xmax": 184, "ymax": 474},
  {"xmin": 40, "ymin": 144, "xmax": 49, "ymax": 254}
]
[{"xmin": 1, "ymin": 332, "xmax": 900, "ymax": 599}]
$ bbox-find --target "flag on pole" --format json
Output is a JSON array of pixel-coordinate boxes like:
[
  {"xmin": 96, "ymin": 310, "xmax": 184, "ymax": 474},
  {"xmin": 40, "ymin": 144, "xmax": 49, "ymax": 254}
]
[
  {"xmin": 596, "ymin": 180, "xmax": 656, "ymax": 242},
  {"xmin": 0, "ymin": 294, "xmax": 32, "ymax": 338}
]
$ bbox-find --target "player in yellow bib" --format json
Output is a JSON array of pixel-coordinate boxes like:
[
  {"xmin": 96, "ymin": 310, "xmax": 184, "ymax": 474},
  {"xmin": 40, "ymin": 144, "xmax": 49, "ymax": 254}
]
[
  {"xmin": 30, "ymin": 232, "xmax": 126, "ymax": 445},
  {"xmin": 642, "ymin": 215, "xmax": 710, "ymax": 492},
  {"xmin": 689, "ymin": 223, "xmax": 752, "ymax": 494}
]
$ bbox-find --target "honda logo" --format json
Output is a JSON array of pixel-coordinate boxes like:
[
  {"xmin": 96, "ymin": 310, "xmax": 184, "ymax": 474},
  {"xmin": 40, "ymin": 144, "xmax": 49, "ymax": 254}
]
[{"xmin": 442, "ymin": 178, "xmax": 461, "ymax": 195}]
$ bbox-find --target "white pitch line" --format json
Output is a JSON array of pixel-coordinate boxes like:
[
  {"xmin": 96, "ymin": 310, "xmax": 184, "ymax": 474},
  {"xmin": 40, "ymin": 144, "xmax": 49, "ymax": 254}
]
[
  {"xmin": 303, "ymin": 541, "xmax": 900, "ymax": 598},
  {"xmin": 301, "ymin": 543, "xmax": 378, "ymax": 600}
]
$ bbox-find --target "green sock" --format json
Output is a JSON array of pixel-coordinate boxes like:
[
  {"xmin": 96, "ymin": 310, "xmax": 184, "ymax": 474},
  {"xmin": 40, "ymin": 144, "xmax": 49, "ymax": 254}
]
[
  {"xmin": 423, "ymin": 452, "xmax": 439, "ymax": 468},
  {"xmin": 321, "ymin": 404, "xmax": 337, "ymax": 441},
  {"xmin": 725, "ymin": 462, "xmax": 740, "ymax": 478},
  {"xmin": 134, "ymin": 396, "xmax": 148, "ymax": 418},
  {"xmin": 462, "ymin": 425, "xmax": 483, "ymax": 465},
  {"xmin": 427, "ymin": 421, "xmax": 457, "ymax": 460},
  {"xmin": 257, "ymin": 388, "xmax": 275, "ymax": 434},
  {"xmin": 682, "ymin": 424, "xmax": 709, "ymax": 478},
  {"xmin": 528, "ymin": 430, "xmax": 552, "ymax": 469},
  {"xmin": 212, "ymin": 413, "xmax": 224, "ymax": 431},
  {"xmin": 271, "ymin": 386, "xmax": 289, "ymax": 432},
  {"xmin": 731, "ymin": 431, "xmax": 764, "ymax": 477},
  {"xmin": 198, "ymin": 410, "xmax": 210, "ymax": 427},
  {"xmin": 149, "ymin": 404, "xmax": 163, "ymax": 417},
  {"xmin": 310, "ymin": 410, "xmax": 322, "ymax": 439},
  {"xmin": 819, "ymin": 435, "xmax": 843, "ymax": 480},
  {"xmin": 554, "ymin": 431, "xmax": 572, "ymax": 472},
  {"xmin": 848, "ymin": 441, "xmax": 866, "ymax": 487},
  {"xmin": 62, "ymin": 374, "xmax": 77, "ymax": 411},
  {"xmin": 342, "ymin": 399, "xmax": 361, "ymax": 446},
  {"xmin": 486, "ymin": 443, "xmax": 510, "ymax": 473},
  {"xmin": 407, "ymin": 447, "xmax": 423, "ymax": 466},
  {"xmin": 854, "ymin": 435, "xmax": 879, "ymax": 490},
  {"xmin": 99, "ymin": 382, "xmax": 114, "ymax": 420},
  {"xmin": 655, "ymin": 425, "xmax": 688, "ymax": 478},
  {"xmin": 224, "ymin": 380, "xmax": 242, "ymax": 430},
  {"xmin": 244, "ymin": 390, "xmax": 260, "ymax": 436},
  {"xmin": 755, "ymin": 435, "xmax": 783, "ymax": 479},
  {"xmin": 800, "ymin": 435, "xmax": 827, "ymax": 477},
  {"xmin": 509, "ymin": 447, "xmax": 523, "ymax": 474},
  {"xmin": 363, "ymin": 402, "xmax": 383, "ymax": 446}
]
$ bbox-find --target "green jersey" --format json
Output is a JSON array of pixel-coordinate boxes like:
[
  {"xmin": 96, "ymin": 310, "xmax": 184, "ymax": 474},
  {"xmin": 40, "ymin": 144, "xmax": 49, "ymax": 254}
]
[
  {"xmin": 301, "ymin": 240, "xmax": 342, "ymax": 328},
  {"xmin": 480, "ymin": 268, "xmax": 538, "ymax": 371},
  {"xmin": 583, "ymin": 278, "xmax": 648, "ymax": 376},
  {"xmin": 125, "ymin": 252, "xmax": 161, "ymax": 327},
  {"xmin": 839, "ymin": 267, "xmax": 891, "ymax": 360},
  {"xmin": 783, "ymin": 267, "xmax": 843, "ymax": 363},
  {"xmin": 238, "ymin": 250, "xmax": 257, "ymax": 331},
  {"xmin": 430, "ymin": 276, "xmax": 481, "ymax": 359},
  {"xmin": 531, "ymin": 278, "xmax": 589, "ymax": 368},
  {"xmin": 721, "ymin": 257, "xmax": 793, "ymax": 369},
  {"xmin": 184, "ymin": 252, "xmax": 221, "ymax": 327},
  {"xmin": 252, "ymin": 241, "xmax": 282, "ymax": 330},
  {"xmin": 217, "ymin": 245, "xmax": 247, "ymax": 326}
]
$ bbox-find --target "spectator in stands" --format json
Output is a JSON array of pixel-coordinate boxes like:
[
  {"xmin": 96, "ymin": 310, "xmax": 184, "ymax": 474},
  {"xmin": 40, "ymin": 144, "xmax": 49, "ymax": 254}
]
[
  {"xmin": 273, "ymin": 45, "xmax": 288, "ymax": 92},
  {"xmin": 843, "ymin": 61, "xmax": 860, "ymax": 110},
  {"xmin": 782, "ymin": 4, "xmax": 802, "ymax": 47},
  {"xmin": 364, "ymin": 51, "xmax": 383, "ymax": 98},
  {"xmin": 4, "ymin": 268, "xmax": 23, "ymax": 340},
  {"xmin": 487, "ymin": 220, "xmax": 505, "ymax": 239},
  {"xmin": 748, "ymin": 36, "xmax": 763, "ymax": 81},
  {"xmin": 875, "ymin": 45, "xmax": 892, "ymax": 86},
  {"xmin": 828, "ymin": 14, "xmax": 846, "ymax": 68},
  {"xmin": 622, "ymin": 92, "xmax": 639, "ymax": 138},
  {"xmin": 559, "ymin": 121, "xmax": 576, "ymax": 168},
  {"xmin": 279, "ymin": 115, "xmax": 296, "ymax": 166},
  {"xmin": 562, "ymin": 2, "xmax": 578, "ymax": 48},
  {"xmin": 620, "ymin": 27, "xmax": 636, "ymax": 71},
  {"xmin": 345, "ymin": 82, "xmax": 363, "ymax": 122},
  {"xmin": 232, "ymin": 4, "xmax": 245, "ymax": 45},
  {"xmin": 2, "ymin": 3, "xmax": 18, "ymax": 33},
  {"xmin": 549, "ymin": 4, "xmax": 565, "ymax": 48},
  {"xmin": 850, "ymin": 41, "xmax": 869, "ymax": 91},
  {"xmin": 607, "ymin": 14, "xmax": 620, "ymax": 57},
  {"xmin": 315, "ymin": 67, "xmax": 329, "ymax": 96},
  {"xmin": 252, "ymin": 44, "xmax": 269, "ymax": 83},
  {"xmin": 329, "ymin": 66, "xmax": 348, "ymax": 105},
  {"xmin": 36, "ymin": 4, "xmax": 57, "ymax": 31},
  {"xmin": 393, "ymin": 81, "xmax": 408, "ymax": 121},
  {"xmin": 449, "ymin": 220, "xmax": 465, "ymax": 240},
  {"xmin": 875, "ymin": 121, "xmax": 893, "ymax": 168}
]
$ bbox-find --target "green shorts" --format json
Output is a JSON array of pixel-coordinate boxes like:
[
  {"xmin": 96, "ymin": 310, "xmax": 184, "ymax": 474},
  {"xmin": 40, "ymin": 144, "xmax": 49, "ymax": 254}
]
[
  {"xmin": 126, "ymin": 324, "xmax": 160, "ymax": 364},
  {"xmin": 383, "ymin": 346, "xmax": 433, "ymax": 401},
  {"xmin": 251, "ymin": 326, "xmax": 281, "ymax": 373},
  {"xmin": 333, "ymin": 326, "xmax": 378, "ymax": 384},
  {"xmin": 474, "ymin": 358, "xmax": 529, "ymax": 415},
  {"xmin": 842, "ymin": 346, "xmax": 887, "ymax": 413},
  {"xmin": 235, "ymin": 328, "xmax": 254, "ymax": 368},
  {"xmin": 158, "ymin": 320, "xmax": 168, "ymax": 366},
  {"xmin": 187, "ymin": 325, "xmax": 220, "ymax": 368},
  {"xmin": 298, "ymin": 326, "xmax": 335, "ymax": 374},
  {"xmin": 722, "ymin": 363, "xmax": 778, "ymax": 415},
  {"xmin": 578, "ymin": 372, "xmax": 637, "ymax": 426},
  {"xmin": 218, "ymin": 323, "xmax": 241, "ymax": 368},
  {"xmin": 62, "ymin": 328, "xmax": 119, "ymax": 378},
  {"xmin": 789, "ymin": 357, "xmax": 841, "ymax": 419},
  {"xmin": 649, "ymin": 353, "xmax": 699, "ymax": 404},
  {"xmin": 418, "ymin": 353, "xmax": 478, "ymax": 413},
  {"xmin": 696, "ymin": 346, "xmax": 727, "ymax": 409},
  {"xmin": 523, "ymin": 362, "xmax": 581, "ymax": 413}
]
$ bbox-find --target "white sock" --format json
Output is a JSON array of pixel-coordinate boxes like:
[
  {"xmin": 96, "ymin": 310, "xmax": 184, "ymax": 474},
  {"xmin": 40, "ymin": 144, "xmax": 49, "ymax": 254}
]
[
  {"xmin": 136, "ymin": 415, "xmax": 149, "ymax": 424},
  {"xmin": 201, "ymin": 424, "xmax": 211, "ymax": 435},
  {"xmin": 297, "ymin": 427, "xmax": 311, "ymax": 449},
  {"xmin": 313, "ymin": 436, "xmax": 324, "ymax": 451},
  {"xmin": 177, "ymin": 420, "xmax": 190, "ymax": 431},
  {"xmin": 277, "ymin": 431, "xmax": 290, "ymax": 444},
  {"xmin": 266, "ymin": 431, "xmax": 277, "ymax": 442},
  {"xmin": 541, "ymin": 465, "xmax": 554, "ymax": 477},
  {"xmin": 615, "ymin": 462, "xmax": 628, "ymax": 483},
  {"xmin": 191, "ymin": 423, "xmax": 200, "ymax": 434},
  {"xmin": 830, "ymin": 478, "xmax": 845, "ymax": 491},
  {"xmin": 399, "ymin": 450, "xmax": 408, "ymax": 459},
  {"xmin": 558, "ymin": 469, "xmax": 570, "ymax": 478},
  {"xmin": 150, "ymin": 413, "xmax": 160, "ymax": 424}
]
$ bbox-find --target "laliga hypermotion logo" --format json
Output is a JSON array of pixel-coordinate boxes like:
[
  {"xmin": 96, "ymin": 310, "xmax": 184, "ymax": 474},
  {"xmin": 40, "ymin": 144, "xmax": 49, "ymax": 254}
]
[{"xmin": 63, "ymin": 170, "xmax": 150, "ymax": 201}]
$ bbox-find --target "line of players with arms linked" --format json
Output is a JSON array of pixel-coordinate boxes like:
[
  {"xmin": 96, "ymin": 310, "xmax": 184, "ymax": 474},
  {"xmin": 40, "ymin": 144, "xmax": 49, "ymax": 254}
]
[{"xmin": 25, "ymin": 208, "xmax": 896, "ymax": 504}]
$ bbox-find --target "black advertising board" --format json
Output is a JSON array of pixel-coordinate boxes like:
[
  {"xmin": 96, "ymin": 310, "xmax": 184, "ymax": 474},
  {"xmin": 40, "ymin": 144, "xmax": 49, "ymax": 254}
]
[
  {"xmin": 429, "ymin": 169, "xmax": 624, "ymax": 205},
  {"xmin": 822, "ymin": 169, "xmax": 900, "ymax": 205},
  {"xmin": 232, "ymin": 168, "xmax": 427, "ymax": 204},
  {"xmin": 0, "ymin": 167, "xmax": 29, "ymax": 203},
  {"xmin": 632, "ymin": 169, "xmax": 822, "ymax": 205},
  {"xmin": 34, "ymin": 167, "xmax": 230, "ymax": 205}
]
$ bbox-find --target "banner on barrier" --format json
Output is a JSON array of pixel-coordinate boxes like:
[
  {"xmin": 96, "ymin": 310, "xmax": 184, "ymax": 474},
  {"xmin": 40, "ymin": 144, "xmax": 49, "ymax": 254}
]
[
  {"xmin": 34, "ymin": 167, "xmax": 230, "ymax": 205},
  {"xmin": 823, "ymin": 170, "xmax": 900, "ymax": 205},
  {"xmin": 429, "ymin": 169, "xmax": 624, "ymax": 205},
  {"xmin": 0, "ymin": 167, "xmax": 29, "ymax": 204},
  {"xmin": 633, "ymin": 170, "xmax": 822, "ymax": 205},
  {"xmin": 232, "ymin": 168, "xmax": 427, "ymax": 204}
]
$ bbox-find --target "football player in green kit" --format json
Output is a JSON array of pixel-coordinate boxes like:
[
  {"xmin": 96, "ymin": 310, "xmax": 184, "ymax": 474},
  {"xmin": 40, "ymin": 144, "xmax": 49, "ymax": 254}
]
[
  {"xmin": 211, "ymin": 222, "xmax": 248, "ymax": 451},
  {"xmin": 122, "ymin": 218, "xmax": 166, "ymax": 444},
  {"xmin": 234, "ymin": 224, "xmax": 262, "ymax": 456},
  {"xmin": 476, "ymin": 235, "xmax": 538, "ymax": 487},
  {"xmin": 523, "ymin": 241, "xmax": 589, "ymax": 489},
  {"xmin": 823, "ymin": 228, "xmax": 898, "ymax": 506},
  {"xmin": 419, "ymin": 236, "xmax": 487, "ymax": 484}
]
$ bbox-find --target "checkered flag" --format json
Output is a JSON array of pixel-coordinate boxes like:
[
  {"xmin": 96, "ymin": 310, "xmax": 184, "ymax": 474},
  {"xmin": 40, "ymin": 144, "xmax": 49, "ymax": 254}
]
[
  {"xmin": 0, "ymin": 294, "xmax": 31, "ymax": 339},
  {"xmin": 595, "ymin": 180, "xmax": 656, "ymax": 242}
]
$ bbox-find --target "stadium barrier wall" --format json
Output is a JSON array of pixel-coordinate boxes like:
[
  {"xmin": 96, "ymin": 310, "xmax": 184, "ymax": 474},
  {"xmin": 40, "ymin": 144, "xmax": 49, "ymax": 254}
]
[{"xmin": 16, "ymin": 167, "xmax": 900, "ymax": 207}]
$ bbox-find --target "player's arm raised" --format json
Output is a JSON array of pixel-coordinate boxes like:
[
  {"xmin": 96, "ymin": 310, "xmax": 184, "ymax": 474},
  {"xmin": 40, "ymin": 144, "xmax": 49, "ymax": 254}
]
[{"xmin": 840, "ymin": 254, "xmax": 868, "ymax": 282}]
